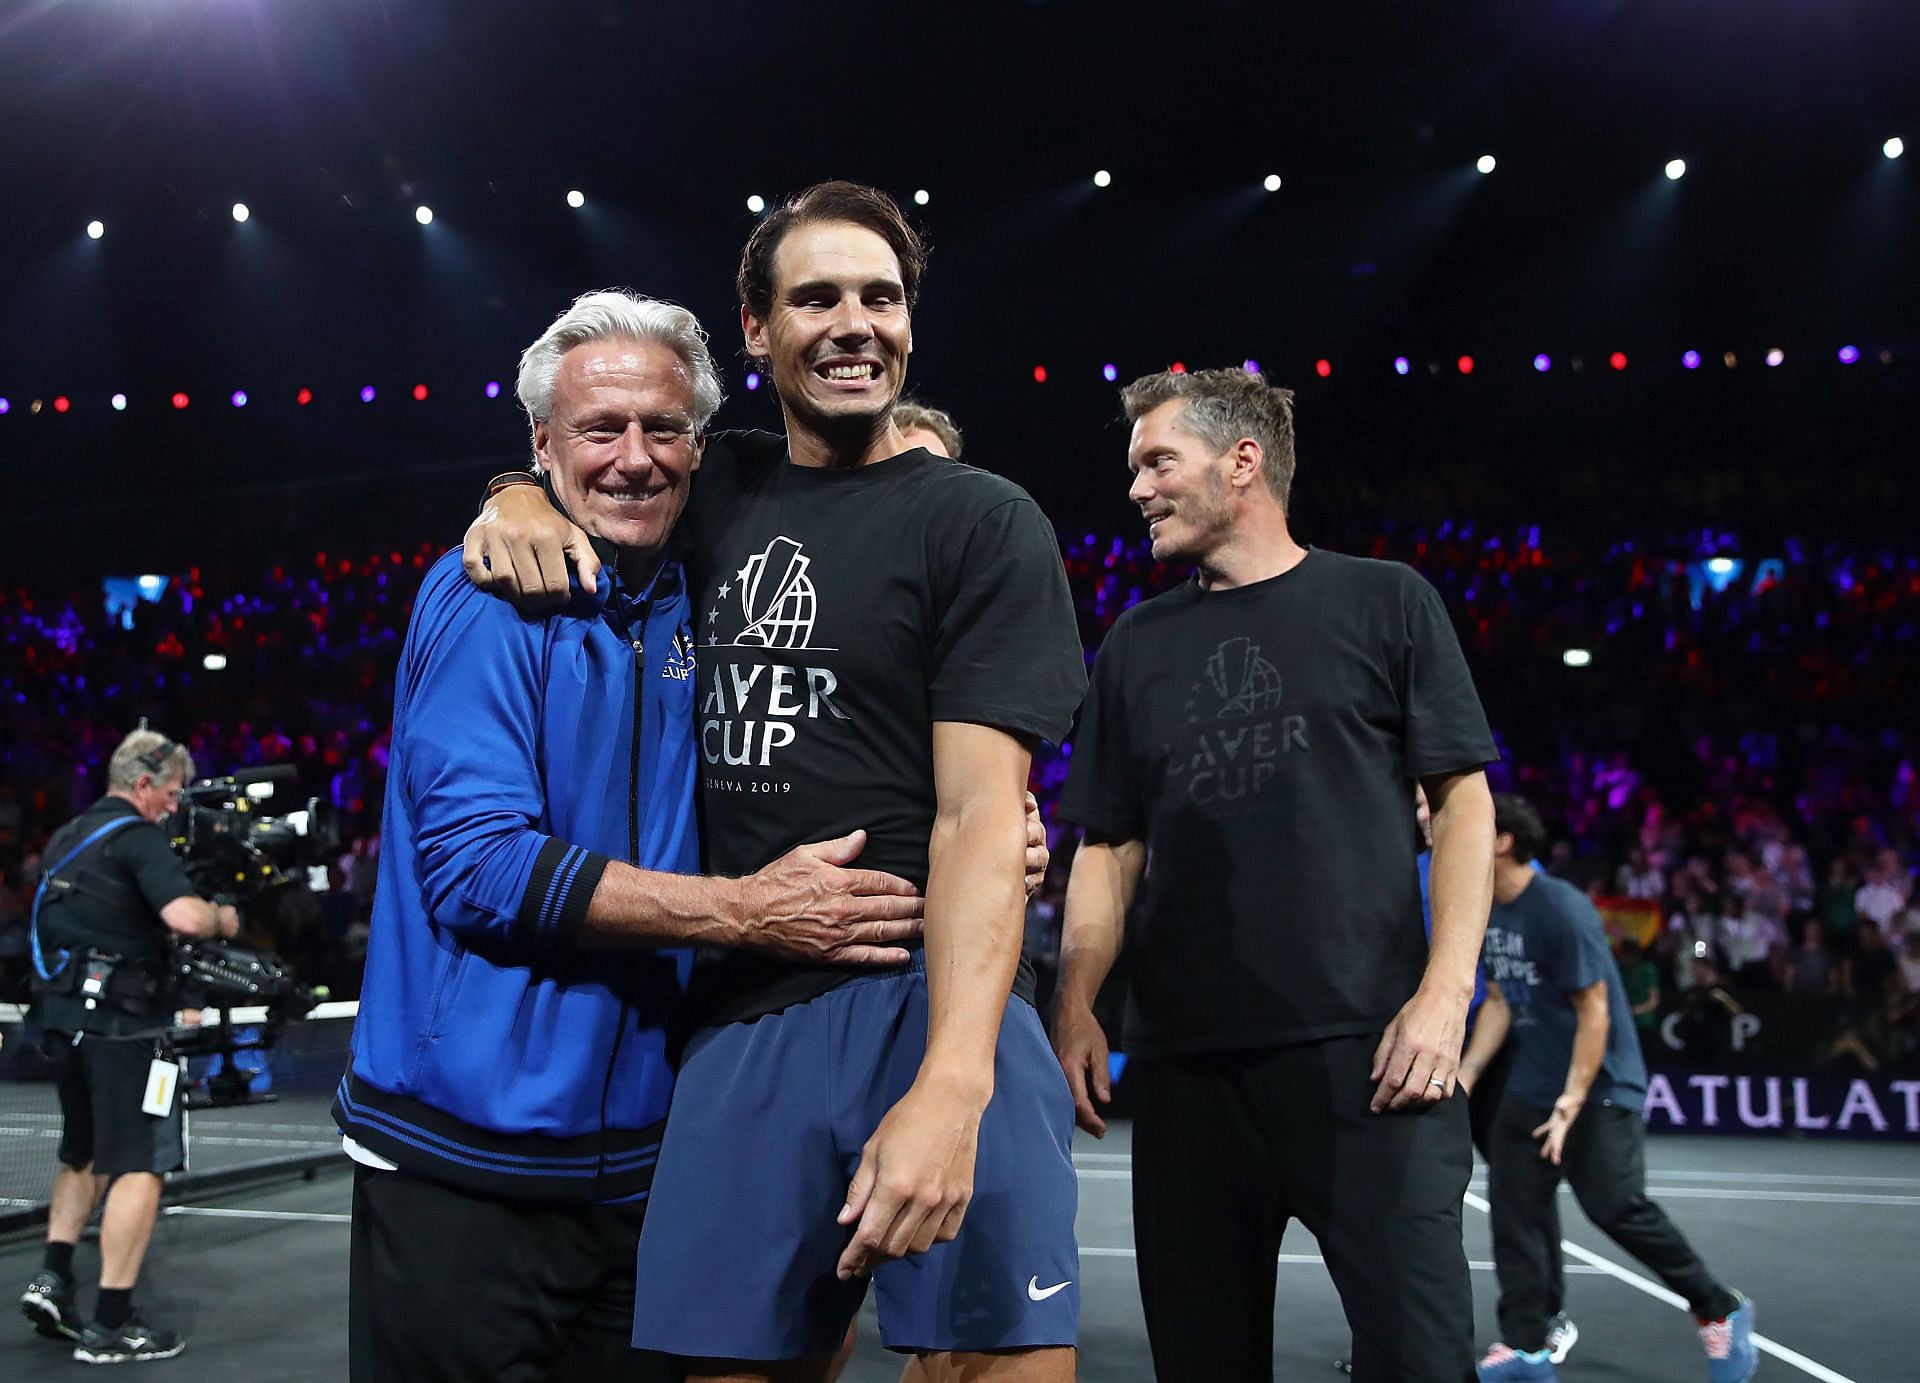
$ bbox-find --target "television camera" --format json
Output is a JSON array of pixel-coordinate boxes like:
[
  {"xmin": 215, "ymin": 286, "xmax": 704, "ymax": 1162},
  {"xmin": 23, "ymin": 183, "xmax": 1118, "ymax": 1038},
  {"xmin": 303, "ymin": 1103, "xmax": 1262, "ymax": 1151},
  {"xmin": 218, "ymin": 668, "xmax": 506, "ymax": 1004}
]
[{"xmin": 162, "ymin": 765, "xmax": 338, "ymax": 1107}]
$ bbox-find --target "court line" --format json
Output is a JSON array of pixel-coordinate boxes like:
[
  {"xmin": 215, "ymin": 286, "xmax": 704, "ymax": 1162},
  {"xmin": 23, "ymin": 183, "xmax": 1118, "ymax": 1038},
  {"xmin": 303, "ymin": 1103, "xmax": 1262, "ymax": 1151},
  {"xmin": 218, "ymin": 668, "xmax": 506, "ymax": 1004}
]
[
  {"xmin": 1461, "ymin": 1191, "xmax": 1855, "ymax": 1383},
  {"xmin": 163, "ymin": 1206, "xmax": 352, "ymax": 1225},
  {"xmin": 1078, "ymin": 1246, "xmax": 1607, "ymax": 1275}
]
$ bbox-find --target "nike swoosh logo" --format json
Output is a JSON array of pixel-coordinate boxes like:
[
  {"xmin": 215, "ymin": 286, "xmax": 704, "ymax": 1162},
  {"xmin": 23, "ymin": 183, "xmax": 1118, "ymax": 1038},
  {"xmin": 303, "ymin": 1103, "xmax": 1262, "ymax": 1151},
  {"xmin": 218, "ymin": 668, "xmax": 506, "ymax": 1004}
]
[{"xmin": 1027, "ymin": 1276, "xmax": 1072, "ymax": 1301}]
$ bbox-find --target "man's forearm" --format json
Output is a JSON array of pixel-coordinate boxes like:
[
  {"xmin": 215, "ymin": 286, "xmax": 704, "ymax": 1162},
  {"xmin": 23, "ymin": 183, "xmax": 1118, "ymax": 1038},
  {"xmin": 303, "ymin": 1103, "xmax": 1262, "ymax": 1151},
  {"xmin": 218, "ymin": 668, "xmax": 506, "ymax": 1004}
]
[
  {"xmin": 577, "ymin": 863, "xmax": 747, "ymax": 949},
  {"xmin": 918, "ymin": 795, "xmax": 1026, "ymax": 1096},
  {"xmin": 1057, "ymin": 836, "xmax": 1143, "ymax": 1013},
  {"xmin": 1423, "ymin": 772, "xmax": 1496, "ymax": 1000},
  {"xmin": 1563, "ymin": 988, "xmax": 1610, "ymax": 1102},
  {"xmin": 1459, "ymin": 990, "xmax": 1509, "ymax": 1085}
]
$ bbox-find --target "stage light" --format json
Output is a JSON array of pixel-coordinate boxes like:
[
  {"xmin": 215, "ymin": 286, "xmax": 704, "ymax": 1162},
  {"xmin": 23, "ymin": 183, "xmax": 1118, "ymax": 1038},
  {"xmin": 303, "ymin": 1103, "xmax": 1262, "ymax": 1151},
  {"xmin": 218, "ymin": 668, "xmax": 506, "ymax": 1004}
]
[
  {"xmin": 744, "ymin": 372, "xmax": 761, "ymax": 392},
  {"xmin": 1682, "ymin": 350, "xmax": 1701, "ymax": 370},
  {"xmin": 484, "ymin": 380, "xmax": 501, "ymax": 399},
  {"xmin": 1169, "ymin": 361, "xmax": 1186, "ymax": 374},
  {"xmin": 413, "ymin": 383, "xmax": 429, "ymax": 401},
  {"xmin": 1314, "ymin": 359, "xmax": 1331, "ymax": 379},
  {"xmin": 1263, "ymin": 174, "xmax": 1282, "ymax": 192},
  {"xmin": 1706, "ymin": 558, "xmax": 1736, "ymax": 576},
  {"xmin": 53, "ymin": 396, "xmax": 70, "ymax": 413},
  {"xmin": 1838, "ymin": 345, "xmax": 1860, "ymax": 365},
  {"xmin": 203, "ymin": 654, "xmax": 228, "ymax": 671},
  {"xmin": 360, "ymin": 385, "xmax": 377, "ymax": 402},
  {"xmin": 746, "ymin": 194, "xmax": 765, "ymax": 214},
  {"xmin": 1393, "ymin": 357, "xmax": 1410, "ymax": 376},
  {"xmin": 296, "ymin": 387, "xmax": 313, "ymax": 406},
  {"xmin": 231, "ymin": 390, "xmax": 248, "ymax": 408},
  {"xmin": 415, "ymin": 205, "xmax": 434, "ymax": 225},
  {"xmin": 1885, "ymin": 137, "xmax": 1905, "ymax": 160},
  {"xmin": 1457, "ymin": 355, "xmax": 1475, "ymax": 375},
  {"xmin": 0, "ymin": 398, "xmax": 9, "ymax": 414},
  {"xmin": 1765, "ymin": 348, "xmax": 1784, "ymax": 367},
  {"xmin": 111, "ymin": 393, "xmax": 127, "ymax": 411},
  {"xmin": 1102, "ymin": 363, "xmax": 1118, "ymax": 382},
  {"xmin": 1243, "ymin": 359, "xmax": 1261, "ymax": 375},
  {"xmin": 566, "ymin": 189, "xmax": 585, "ymax": 208},
  {"xmin": 86, "ymin": 220, "xmax": 105, "ymax": 240},
  {"xmin": 913, "ymin": 189, "xmax": 930, "ymax": 206},
  {"xmin": 1723, "ymin": 351, "xmax": 1737, "ymax": 369},
  {"xmin": 1664, "ymin": 159, "xmax": 1687, "ymax": 181},
  {"xmin": 1533, "ymin": 354, "xmax": 1551, "ymax": 373},
  {"xmin": 1609, "ymin": 351, "xmax": 1628, "ymax": 371},
  {"xmin": 231, "ymin": 202, "xmax": 250, "ymax": 223},
  {"xmin": 172, "ymin": 392, "xmax": 189, "ymax": 410},
  {"xmin": 1476, "ymin": 155, "xmax": 1496, "ymax": 175},
  {"xmin": 1562, "ymin": 649, "xmax": 1593, "ymax": 668},
  {"xmin": 1093, "ymin": 170, "xmax": 1112, "ymax": 188},
  {"xmin": 29, "ymin": 400, "xmax": 41, "ymax": 414},
  {"xmin": 1032, "ymin": 365, "xmax": 1048, "ymax": 383}
]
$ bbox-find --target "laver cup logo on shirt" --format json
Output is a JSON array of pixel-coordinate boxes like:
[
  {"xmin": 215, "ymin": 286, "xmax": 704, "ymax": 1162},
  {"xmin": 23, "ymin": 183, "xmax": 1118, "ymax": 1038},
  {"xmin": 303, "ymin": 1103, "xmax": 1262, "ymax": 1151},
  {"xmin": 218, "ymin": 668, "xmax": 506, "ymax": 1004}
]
[
  {"xmin": 1168, "ymin": 636, "xmax": 1310, "ymax": 813},
  {"xmin": 701, "ymin": 535, "xmax": 851, "ymax": 773}
]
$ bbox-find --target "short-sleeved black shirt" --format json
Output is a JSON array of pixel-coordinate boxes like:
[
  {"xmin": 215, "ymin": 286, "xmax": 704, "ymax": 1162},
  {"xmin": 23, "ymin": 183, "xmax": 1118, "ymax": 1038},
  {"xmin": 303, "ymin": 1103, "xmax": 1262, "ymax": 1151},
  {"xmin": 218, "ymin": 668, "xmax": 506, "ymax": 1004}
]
[
  {"xmin": 34, "ymin": 796, "xmax": 195, "ymax": 1034},
  {"xmin": 682, "ymin": 432, "xmax": 1086, "ymax": 1024},
  {"xmin": 1058, "ymin": 550, "xmax": 1497, "ymax": 1054}
]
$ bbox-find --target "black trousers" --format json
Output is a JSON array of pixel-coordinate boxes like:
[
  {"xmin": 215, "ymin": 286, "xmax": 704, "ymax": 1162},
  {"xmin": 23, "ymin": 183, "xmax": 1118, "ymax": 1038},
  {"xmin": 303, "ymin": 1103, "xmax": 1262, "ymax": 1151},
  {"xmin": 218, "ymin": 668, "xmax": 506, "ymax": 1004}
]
[
  {"xmin": 1130, "ymin": 1037, "xmax": 1477, "ymax": 1383},
  {"xmin": 1488, "ymin": 1096, "xmax": 1736, "ymax": 1351},
  {"xmin": 348, "ymin": 1165, "xmax": 679, "ymax": 1383},
  {"xmin": 1468, "ymin": 1041, "xmax": 1564, "ymax": 1317}
]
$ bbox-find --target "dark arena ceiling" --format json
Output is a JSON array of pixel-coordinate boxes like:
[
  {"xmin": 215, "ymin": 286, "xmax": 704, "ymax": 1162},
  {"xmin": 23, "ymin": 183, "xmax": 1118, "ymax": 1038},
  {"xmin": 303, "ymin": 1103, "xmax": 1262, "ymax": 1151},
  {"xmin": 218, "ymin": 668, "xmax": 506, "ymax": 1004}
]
[{"xmin": 2, "ymin": 0, "xmax": 1917, "ymax": 570}]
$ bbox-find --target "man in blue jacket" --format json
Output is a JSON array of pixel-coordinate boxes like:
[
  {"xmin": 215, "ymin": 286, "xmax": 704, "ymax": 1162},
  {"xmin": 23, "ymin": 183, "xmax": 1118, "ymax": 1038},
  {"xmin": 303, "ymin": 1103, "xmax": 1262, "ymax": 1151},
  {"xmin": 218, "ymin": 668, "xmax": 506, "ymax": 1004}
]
[{"xmin": 335, "ymin": 291, "xmax": 929, "ymax": 1382}]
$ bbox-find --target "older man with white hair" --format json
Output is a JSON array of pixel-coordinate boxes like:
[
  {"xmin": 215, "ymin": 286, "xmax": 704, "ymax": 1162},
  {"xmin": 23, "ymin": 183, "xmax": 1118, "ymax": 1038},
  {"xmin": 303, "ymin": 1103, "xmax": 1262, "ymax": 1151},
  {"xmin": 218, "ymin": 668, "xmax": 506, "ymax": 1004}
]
[{"xmin": 336, "ymin": 290, "xmax": 931, "ymax": 1382}]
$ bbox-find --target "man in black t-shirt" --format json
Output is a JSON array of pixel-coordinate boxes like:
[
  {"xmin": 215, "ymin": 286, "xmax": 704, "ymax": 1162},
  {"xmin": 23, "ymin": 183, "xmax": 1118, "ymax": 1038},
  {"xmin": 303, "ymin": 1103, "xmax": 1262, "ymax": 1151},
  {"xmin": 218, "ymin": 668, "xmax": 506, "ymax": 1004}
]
[
  {"xmin": 467, "ymin": 184, "xmax": 1085, "ymax": 1381},
  {"xmin": 1053, "ymin": 368, "xmax": 1498, "ymax": 1383},
  {"xmin": 21, "ymin": 729, "xmax": 239, "ymax": 1365}
]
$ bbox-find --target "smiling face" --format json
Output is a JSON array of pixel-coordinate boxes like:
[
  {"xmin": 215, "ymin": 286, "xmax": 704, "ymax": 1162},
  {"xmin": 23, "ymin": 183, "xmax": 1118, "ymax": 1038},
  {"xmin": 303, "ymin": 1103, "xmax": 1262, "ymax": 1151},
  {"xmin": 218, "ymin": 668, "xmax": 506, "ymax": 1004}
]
[
  {"xmin": 532, "ymin": 336, "xmax": 703, "ymax": 566},
  {"xmin": 742, "ymin": 220, "xmax": 912, "ymax": 441},
  {"xmin": 1126, "ymin": 399, "xmax": 1237, "ymax": 566}
]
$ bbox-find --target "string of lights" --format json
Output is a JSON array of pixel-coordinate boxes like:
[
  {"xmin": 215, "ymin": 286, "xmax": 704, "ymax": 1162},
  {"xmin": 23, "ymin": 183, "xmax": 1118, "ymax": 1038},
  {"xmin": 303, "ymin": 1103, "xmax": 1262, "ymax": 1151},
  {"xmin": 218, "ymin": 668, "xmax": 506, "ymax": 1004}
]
[{"xmin": 1, "ymin": 342, "xmax": 1904, "ymax": 419}]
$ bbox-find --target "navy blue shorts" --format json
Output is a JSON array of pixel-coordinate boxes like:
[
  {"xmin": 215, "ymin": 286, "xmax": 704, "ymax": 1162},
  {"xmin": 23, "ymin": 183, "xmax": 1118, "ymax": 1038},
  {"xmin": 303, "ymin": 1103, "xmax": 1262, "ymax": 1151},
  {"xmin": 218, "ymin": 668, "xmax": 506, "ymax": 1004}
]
[{"xmin": 630, "ymin": 963, "xmax": 1079, "ymax": 1359}]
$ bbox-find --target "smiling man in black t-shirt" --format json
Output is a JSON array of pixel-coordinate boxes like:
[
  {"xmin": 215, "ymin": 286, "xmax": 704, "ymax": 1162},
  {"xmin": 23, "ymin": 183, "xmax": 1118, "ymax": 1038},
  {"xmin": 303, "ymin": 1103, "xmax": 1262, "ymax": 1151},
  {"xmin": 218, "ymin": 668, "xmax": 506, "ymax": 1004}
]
[
  {"xmin": 467, "ymin": 183, "xmax": 1085, "ymax": 1382},
  {"xmin": 1052, "ymin": 367, "xmax": 1498, "ymax": 1383}
]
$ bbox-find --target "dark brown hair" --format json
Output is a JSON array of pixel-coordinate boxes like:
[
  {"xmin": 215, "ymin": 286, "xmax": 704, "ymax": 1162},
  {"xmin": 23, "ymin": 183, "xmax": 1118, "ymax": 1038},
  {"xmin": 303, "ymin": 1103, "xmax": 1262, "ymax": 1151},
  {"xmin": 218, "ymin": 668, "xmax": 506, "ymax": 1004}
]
[{"xmin": 735, "ymin": 181, "xmax": 928, "ymax": 322}]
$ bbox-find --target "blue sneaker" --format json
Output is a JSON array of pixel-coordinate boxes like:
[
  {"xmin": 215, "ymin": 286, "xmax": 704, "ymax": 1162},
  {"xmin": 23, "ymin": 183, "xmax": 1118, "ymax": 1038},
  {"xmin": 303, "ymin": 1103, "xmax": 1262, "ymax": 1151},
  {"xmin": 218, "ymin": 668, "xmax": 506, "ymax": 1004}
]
[
  {"xmin": 1699, "ymin": 1293, "xmax": 1758, "ymax": 1383},
  {"xmin": 1477, "ymin": 1342, "xmax": 1559, "ymax": 1380}
]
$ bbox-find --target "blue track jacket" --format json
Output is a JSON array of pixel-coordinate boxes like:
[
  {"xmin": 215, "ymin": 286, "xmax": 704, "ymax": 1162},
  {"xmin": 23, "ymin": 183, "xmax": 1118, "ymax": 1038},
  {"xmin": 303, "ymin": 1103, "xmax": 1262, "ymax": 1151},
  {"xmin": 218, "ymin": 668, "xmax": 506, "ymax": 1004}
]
[{"xmin": 334, "ymin": 546, "xmax": 699, "ymax": 1203}]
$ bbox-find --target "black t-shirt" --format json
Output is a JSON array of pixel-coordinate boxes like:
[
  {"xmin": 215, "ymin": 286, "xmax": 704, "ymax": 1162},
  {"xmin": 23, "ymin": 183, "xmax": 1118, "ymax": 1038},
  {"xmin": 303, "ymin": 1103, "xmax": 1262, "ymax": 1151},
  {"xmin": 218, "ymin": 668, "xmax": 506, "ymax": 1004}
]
[
  {"xmin": 1058, "ymin": 550, "xmax": 1498, "ymax": 1054},
  {"xmin": 34, "ymin": 797, "xmax": 195, "ymax": 1033},
  {"xmin": 682, "ymin": 432, "xmax": 1086, "ymax": 1023}
]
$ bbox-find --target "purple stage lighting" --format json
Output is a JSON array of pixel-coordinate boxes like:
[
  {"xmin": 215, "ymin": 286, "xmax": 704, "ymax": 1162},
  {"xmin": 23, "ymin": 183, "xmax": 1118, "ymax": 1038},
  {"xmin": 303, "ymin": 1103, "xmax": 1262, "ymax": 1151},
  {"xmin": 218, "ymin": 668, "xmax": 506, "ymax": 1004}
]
[
  {"xmin": 231, "ymin": 390, "xmax": 248, "ymax": 408},
  {"xmin": 360, "ymin": 385, "xmax": 377, "ymax": 403},
  {"xmin": 745, "ymin": 372, "xmax": 761, "ymax": 391},
  {"xmin": 1393, "ymin": 356, "xmax": 1410, "ymax": 376},
  {"xmin": 1838, "ymin": 345, "xmax": 1860, "ymax": 365},
  {"xmin": 1532, "ymin": 354, "xmax": 1551, "ymax": 373},
  {"xmin": 1682, "ymin": 351, "xmax": 1702, "ymax": 370},
  {"xmin": 484, "ymin": 380, "xmax": 501, "ymax": 399},
  {"xmin": 1243, "ymin": 359, "xmax": 1260, "ymax": 375},
  {"xmin": 1102, "ymin": 363, "xmax": 1118, "ymax": 382}
]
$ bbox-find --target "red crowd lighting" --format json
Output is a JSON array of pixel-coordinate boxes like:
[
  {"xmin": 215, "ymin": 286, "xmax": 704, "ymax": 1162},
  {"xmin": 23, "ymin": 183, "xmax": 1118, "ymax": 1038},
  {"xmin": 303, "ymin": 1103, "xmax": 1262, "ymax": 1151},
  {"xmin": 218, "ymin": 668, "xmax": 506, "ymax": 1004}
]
[
  {"xmin": 296, "ymin": 388, "xmax": 313, "ymax": 406},
  {"xmin": 172, "ymin": 392, "xmax": 190, "ymax": 410},
  {"xmin": 1457, "ymin": 355, "xmax": 1475, "ymax": 375},
  {"xmin": 53, "ymin": 396, "xmax": 70, "ymax": 413},
  {"xmin": 1170, "ymin": 361, "xmax": 1187, "ymax": 374},
  {"xmin": 1032, "ymin": 366, "xmax": 1047, "ymax": 384},
  {"xmin": 412, "ymin": 383, "xmax": 430, "ymax": 401},
  {"xmin": 1609, "ymin": 351, "xmax": 1629, "ymax": 371},
  {"xmin": 1314, "ymin": 359, "xmax": 1332, "ymax": 379}
]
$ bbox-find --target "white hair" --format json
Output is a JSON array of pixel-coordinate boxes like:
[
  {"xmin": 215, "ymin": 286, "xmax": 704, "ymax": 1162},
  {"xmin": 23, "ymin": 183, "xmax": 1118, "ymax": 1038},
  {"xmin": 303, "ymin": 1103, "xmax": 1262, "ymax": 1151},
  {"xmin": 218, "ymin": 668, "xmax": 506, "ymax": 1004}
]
[
  {"xmin": 515, "ymin": 289, "xmax": 725, "ymax": 467},
  {"xmin": 108, "ymin": 729, "xmax": 193, "ymax": 791}
]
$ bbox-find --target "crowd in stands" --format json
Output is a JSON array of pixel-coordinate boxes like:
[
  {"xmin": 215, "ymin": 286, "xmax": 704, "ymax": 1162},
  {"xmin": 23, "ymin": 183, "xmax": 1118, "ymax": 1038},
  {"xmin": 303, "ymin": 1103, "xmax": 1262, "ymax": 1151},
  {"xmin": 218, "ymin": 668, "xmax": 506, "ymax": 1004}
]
[{"xmin": 3, "ymin": 524, "xmax": 1917, "ymax": 1073}]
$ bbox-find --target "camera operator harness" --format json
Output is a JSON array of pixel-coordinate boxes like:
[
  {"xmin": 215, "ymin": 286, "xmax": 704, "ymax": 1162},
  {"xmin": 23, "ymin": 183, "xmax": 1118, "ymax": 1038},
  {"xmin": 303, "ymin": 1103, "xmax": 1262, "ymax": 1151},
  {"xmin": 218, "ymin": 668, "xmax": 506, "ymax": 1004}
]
[{"xmin": 29, "ymin": 814, "xmax": 171, "ymax": 1024}]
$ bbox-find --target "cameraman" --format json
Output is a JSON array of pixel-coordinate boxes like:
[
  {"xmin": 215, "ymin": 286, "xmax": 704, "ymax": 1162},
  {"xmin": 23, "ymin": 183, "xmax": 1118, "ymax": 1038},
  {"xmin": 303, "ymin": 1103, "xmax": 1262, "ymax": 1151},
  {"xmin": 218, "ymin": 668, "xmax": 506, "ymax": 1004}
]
[{"xmin": 19, "ymin": 729, "xmax": 237, "ymax": 1365}]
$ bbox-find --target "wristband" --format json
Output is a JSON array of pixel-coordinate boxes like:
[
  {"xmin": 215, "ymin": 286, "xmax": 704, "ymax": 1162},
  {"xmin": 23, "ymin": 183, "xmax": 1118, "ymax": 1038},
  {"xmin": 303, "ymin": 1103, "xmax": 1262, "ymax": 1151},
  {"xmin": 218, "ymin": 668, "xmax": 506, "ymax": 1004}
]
[{"xmin": 484, "ymin": 470, "xmax": 540, "ymax": 498}]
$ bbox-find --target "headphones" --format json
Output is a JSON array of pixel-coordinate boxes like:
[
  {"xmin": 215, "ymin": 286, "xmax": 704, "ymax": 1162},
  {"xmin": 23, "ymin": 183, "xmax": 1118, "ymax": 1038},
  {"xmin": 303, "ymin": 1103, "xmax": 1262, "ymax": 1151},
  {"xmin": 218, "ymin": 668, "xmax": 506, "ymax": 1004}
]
[{"xmin": 133, "ymin": 718, "xmax": 180, "ymax": 778}]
